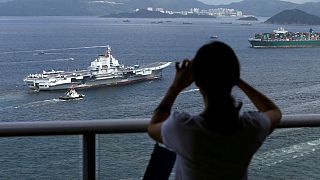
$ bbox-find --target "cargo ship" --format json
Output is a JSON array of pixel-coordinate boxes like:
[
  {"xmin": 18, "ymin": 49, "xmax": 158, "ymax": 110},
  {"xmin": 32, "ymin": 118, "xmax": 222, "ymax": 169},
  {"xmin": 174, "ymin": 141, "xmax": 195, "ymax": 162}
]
[
  {"xmin": 248, "ymin": 27, "xmax": 320, "ymax": 48},
  {"xmin": 24, "ymin": 46, "xmax": 171, "ymax": 91}
]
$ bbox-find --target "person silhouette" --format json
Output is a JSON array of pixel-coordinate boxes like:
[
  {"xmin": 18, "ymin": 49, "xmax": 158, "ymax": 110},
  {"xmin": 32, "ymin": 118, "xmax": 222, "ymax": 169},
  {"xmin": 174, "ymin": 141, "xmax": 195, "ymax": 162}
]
[{"xmin": 148, "ymin": 41, "xmax": 282, "ymax": 179}]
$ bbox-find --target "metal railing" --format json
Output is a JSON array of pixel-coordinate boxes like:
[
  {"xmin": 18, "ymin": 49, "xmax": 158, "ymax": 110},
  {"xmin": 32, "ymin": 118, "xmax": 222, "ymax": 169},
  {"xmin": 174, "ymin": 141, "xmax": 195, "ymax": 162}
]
[{"xmin": 0, "ymin": 115, "xmax": 320, "ymax": 180}]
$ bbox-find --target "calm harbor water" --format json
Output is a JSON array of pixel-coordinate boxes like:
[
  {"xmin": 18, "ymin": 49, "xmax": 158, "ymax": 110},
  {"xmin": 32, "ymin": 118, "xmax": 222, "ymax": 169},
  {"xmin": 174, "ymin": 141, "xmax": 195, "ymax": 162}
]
[{"xmin": 0, "ymin": 16, "xmax": 320, "ymax": 179}]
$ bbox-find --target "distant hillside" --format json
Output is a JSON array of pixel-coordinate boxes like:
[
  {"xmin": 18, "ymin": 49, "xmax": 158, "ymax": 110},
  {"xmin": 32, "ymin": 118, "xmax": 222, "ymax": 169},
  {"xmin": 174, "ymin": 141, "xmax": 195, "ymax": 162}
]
[
  {"xmin": 87, "ymin": 0, "xmax": 211, "ymax": 16},
  {"xmin": 264, "ymin": 9, "xmax": 320, "ymax": 25},
  {"xmin": 218, "ymin": 0, "xmax": 320, "ymax": 17},
  {"xmin": 0, "ymin": 0, "xmax": 116, "ymax": 16},
  {"xmin": 125, "ymin": 0, "xmax": 209, "ymax": 10},
  {"xmin": 0, "ymin": 0, "xmax": 92, "ymax": 16},
  {"xmin": 219, "ymin": 0, "xmax": 296, "ymax": 17},
  {"xmin": 0, "ymin": 0, "xmax": 211, "ymax": 16},
  {"xmin": 291, "ymin": 2, "xmax": 320, "ymax": 18},
  {"xmin": 103, "ymin": 9, "xmax": 216, "ymax": 18},
  {"xmin": 1, "ymin": 0, "xmax": 320, "ymax": 17}
]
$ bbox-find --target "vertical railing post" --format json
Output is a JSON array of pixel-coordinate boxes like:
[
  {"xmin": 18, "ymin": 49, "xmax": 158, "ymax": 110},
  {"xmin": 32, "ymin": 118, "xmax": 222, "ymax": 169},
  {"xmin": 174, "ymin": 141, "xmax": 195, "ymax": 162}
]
[{"xmin": 83, "ymin": 133, "xmax": 96, "ymax": 180}]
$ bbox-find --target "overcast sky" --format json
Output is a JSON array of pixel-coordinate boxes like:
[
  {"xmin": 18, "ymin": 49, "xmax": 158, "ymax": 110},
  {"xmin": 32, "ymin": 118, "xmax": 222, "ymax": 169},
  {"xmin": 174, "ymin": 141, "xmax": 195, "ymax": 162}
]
[{"xmin": 199, "ymin": 0, "xmax": 320, "ymax": 5}]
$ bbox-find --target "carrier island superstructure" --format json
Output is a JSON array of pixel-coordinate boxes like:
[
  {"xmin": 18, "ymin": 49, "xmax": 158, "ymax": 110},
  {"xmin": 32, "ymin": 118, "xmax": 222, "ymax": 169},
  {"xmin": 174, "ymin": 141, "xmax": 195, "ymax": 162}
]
[{"xmin": 24, "ymin": 46, "xmax": 171, "ymax": 91}]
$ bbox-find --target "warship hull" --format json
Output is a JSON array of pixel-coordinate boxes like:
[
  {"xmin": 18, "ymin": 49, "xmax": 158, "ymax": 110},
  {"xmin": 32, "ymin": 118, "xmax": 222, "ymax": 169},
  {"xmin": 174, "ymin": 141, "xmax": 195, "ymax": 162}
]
[
  {"xmin": 24, "ymin": 46, "xmax": 171, "ymax": 91},
  {"xmin": 25, "ymin": 65, "xmax": 167, "ymax": 91}
]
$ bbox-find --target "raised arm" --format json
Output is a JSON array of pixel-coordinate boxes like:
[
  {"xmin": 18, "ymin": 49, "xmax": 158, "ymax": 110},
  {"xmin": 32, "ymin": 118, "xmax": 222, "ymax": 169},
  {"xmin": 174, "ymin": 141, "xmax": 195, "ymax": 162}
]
[
  {"xmin": 238, "ymin": 79, "xmax": 282, "ymax": 133},
  {"xmin": 148, "ymin": 59, "xmax": 194, "ymax": 143}
]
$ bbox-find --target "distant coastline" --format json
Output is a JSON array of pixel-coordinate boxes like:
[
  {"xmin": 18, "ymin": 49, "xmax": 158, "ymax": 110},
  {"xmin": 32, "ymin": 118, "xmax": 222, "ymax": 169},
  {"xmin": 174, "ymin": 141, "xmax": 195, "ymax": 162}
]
[{"xmin": 102, "ymin": 9, "xmax": 216, "ymax": 18}]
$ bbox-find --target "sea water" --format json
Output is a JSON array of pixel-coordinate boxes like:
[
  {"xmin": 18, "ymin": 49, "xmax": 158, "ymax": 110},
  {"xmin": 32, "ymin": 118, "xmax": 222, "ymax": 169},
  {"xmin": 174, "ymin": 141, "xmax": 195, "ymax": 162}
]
[{"xmin": 0, "ymin": 16, "xmax": 320, "ymax": 179}]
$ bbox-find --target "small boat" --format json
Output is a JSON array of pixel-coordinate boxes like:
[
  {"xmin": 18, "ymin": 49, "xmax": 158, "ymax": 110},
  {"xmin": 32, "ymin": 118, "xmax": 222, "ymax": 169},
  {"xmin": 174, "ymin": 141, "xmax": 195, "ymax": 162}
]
[
  {"xmin": 59, "ymin": 88, "xmax": 85, "ymax": 100},
  {"xmin": 240, "ymin": 23, "xmax": 252, "ymax": 26},
  {"xmin": 150, "ymin": 21, "xmax": 163, "ymax": 24},
  {"xmin": 210, "ymin": 36, "xmax": 218, "ymax": 39},
  {"xmin": 182, "ymin": 22, "xmax": 192, "ymax": 25}
]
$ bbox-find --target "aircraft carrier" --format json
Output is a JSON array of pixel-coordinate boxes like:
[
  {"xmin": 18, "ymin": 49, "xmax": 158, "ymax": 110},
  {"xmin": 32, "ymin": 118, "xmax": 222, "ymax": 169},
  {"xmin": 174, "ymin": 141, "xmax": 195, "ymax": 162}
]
[{"xmin": 24, "ymin": 46, "xmax": 171, "ymax": 91}]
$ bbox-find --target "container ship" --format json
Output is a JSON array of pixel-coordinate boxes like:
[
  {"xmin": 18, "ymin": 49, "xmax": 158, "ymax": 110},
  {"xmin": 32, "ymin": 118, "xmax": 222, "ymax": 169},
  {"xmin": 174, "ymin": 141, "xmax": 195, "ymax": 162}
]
[
  {"xmin": 24, "ymin": 46, "xmax": 171, "ymax": 91},
  {"xmin": 248, "ymin": 27, "xmax": 320, "ymax": 48}
]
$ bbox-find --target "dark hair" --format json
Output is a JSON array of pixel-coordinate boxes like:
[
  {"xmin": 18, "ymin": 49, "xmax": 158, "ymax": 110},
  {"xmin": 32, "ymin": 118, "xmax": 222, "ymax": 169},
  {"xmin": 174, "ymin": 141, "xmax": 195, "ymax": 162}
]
[
  {"xmin": 193, "ymin": 41, "xmax": 241, "ymax": 134},
  {"xmin": 193, "ymin": 41, "xmax": 240, "ymax": 93}
]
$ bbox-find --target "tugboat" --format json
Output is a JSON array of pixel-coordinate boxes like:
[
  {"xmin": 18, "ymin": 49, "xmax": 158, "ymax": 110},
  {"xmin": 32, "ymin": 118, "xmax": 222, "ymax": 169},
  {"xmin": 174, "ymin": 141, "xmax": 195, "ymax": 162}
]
[
  {"xmin": 59, "ymin": 88, "xmax": 85, "ymax": 100},
  {"xmin": 24, "ymin": 45, "xmax": 171, "ymax": 91}
]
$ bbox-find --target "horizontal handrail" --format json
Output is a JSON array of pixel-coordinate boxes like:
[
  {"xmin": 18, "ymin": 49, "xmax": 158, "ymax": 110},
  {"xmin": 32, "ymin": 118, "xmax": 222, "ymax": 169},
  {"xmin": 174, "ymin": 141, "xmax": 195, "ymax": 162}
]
[
  {"xmin": 0, "ymin": 118, "xmax": 150, "ymax": 137},
  {"xmin": 1, "ymin": 114, "xmax": 320, "ymax": 180},
  {"xmin": 0, "ymin": 114, "xmax": 320, "ymax": 137},
  {"xmin": 277, "ymin": 114, "xmax": 320, "ymax": 128}
]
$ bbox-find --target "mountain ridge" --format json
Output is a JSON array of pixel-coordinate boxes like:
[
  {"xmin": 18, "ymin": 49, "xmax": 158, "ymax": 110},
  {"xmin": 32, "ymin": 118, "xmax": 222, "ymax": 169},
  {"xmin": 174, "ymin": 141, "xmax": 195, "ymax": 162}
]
[
  {"xmin": 264, "ymin": 9, "xmax": 320, "ymax": 25},
  {"xmin": 1, "ymin": 0, "xmax": 320, "ymax": 17}
]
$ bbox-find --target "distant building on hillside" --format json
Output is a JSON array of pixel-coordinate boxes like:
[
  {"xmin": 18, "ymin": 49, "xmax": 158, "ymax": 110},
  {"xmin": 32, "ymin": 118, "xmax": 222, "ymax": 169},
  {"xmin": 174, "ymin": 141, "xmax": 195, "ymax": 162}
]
[
  {"xmin": 155, "ymin": 8, "xmax": 164, "ymax": 13},
  {"xmin": 142, "ymin": 7, "xmax": 244, "ymax": 17}
]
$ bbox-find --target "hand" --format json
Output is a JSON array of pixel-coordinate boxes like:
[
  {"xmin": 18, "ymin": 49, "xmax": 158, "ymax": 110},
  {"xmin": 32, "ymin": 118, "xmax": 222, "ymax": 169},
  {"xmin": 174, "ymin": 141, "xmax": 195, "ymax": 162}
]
[{"xmin": 170, "ymin": 59, "xmax": 194, "ymax": 92}]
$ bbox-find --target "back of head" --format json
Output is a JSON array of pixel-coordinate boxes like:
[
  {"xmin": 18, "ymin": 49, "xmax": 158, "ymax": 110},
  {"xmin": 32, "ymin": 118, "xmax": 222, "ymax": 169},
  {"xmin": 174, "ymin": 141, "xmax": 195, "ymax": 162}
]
[
  {"xmin": 193, "ymin": 41, "xmax": 240, "ymax": 94},
  {"xmin": 193, "ymin": 41, "xmax": 241, "ymax": 134}
]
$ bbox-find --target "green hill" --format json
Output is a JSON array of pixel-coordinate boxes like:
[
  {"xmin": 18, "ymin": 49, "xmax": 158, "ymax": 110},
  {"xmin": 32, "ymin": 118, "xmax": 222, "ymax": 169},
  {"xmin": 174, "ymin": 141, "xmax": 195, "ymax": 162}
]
[{"xmin": 264, "ymin": 9, "xmax": 320, "ymax": 25}]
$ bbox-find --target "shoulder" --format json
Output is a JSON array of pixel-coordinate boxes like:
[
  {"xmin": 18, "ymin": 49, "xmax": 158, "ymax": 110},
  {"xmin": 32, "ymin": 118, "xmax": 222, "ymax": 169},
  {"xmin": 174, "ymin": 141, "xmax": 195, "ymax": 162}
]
[
  {"xmin": 161, "ymin": 111, "xmax": 194, "ymax": 150},
  {"xmin": 161, "ymin": 111, "xmax": 196, "ymax": 137},
  {"xmin": 172, "ymin": 111, "xmax": 192, "ymax": 121},
  {"xmin": 241, "ymin": 111, "xmax": 268, "ymax": 120},
  {"xmin": 240, "ymin": 111, "xmax": 271, "ymax": 131},
  {"xmin": 163, "ymin": 111, "xmax": 193, "ymax": 128}
]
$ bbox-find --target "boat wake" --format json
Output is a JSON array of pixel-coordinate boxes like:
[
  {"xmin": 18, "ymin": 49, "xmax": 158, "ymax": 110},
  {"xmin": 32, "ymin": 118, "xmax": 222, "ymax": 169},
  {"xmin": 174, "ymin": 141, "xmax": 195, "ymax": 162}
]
[
  {"xmin": 0, "ymin": 99, "xmax": 64, "ymax": 111},
  {"xmin": 251, "ymin": 138, "xmax": 320, "ymax": 168},
  {"xmin": 0, "ymin": 45, "xmax": 110, "ymax": 55},
  {"xmin": 181, "ymin": 88, "xmax": 199, "ymax": 94},
  {"xmin": 33, "ymin": 52, "xmax": 64, "ymax": 55},
  {"xmin": 0, "ymin": 58, "xmax": 74, "ymax": 65}
]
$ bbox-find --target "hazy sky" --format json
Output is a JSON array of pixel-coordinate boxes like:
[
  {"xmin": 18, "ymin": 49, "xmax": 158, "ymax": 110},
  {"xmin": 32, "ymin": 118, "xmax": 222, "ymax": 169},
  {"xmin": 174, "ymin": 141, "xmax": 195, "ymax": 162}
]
[{"xmin": 199, "ymin": 0, "xmax": 320, "ymax": 5}]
